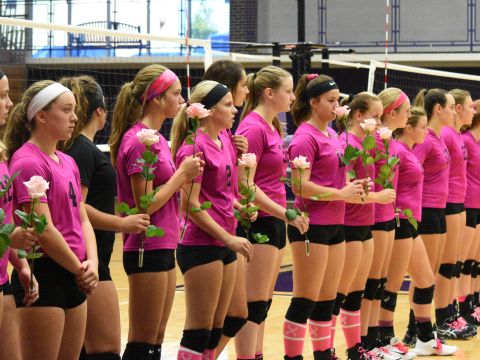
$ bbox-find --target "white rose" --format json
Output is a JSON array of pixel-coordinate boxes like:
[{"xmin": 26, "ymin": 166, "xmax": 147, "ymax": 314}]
[
  {"xmin": 378, "ymin": 127, "xmax": 393, "ymax": 140},
  {"xmin": 239, "ymin": 153, "xmax": 257, "ymax": 168},
  {"xmin": 136, "ymin": 128, "xmax": 160, "ymax": 146},
  {"xmin": 360, "ymin": 118, "xmax": 377, "ymax": 134},
  {"xmin": 24, "ymin": 175, "xmax": 49, "ymax": 199},
  {"xmin": 292, "ymin": 156, "xmax": 310, "ymax": 170}
]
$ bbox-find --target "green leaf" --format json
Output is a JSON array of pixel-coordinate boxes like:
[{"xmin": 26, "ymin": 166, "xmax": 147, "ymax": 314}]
[
  {"xmin": 364, "ymin": 155, "xmax": 375, "ymax": 165},
  {"xmin": 346, "ymin": 170, "xmax": 357, "ymax": 180},
  {"xmin": 402, "ymin": 208, "xmax": 413, "ymax": 217},
  {"xmin": 247, "ymin": 192, "xmax": 256, "ymax": 203},
  {"xmin": 285, "ymin": 208, "xmax": 298, "ymax": 221},
  {"xmin": 116, "ymin": 202, "xmax": 131, "ymax": 214},
  {"xmin": 190, "ymin": 206, "xmax": 201, "ymax": 213},
  {"xmin": 342, "ymin": 145, "xmax": 361, "ymax": 164},
  {"xmin": 243, "ymin": 206, "xmax": 259, "ymax": 214},
  {"xmin": 126, "ymin": 207, "xmax": 140, "ymax": 216},
  {"xmin": 310, "ymin": 192, "xmax": 333, "ymax": 201},
  {"xmin": 0, "ymin": 223, "xmax": 15, "ymax": 236},
  {"xmin": 26, "ymin": 251, "xmax": 44, "ymax": 259},
  {"xmin": 380, "ymin": 165, "xmax": 391, "ymax": 177},
  {"xmin": 238, "ymin": 183, "xmax": 249, "ymax": 195},
  {"xmin": 239, "ymin": 198, "xmax": 248, "ymax": 206},
  {"xmin": 362, "ymin": 135, "xmax": 376, "ymax": 151},
  {"xmin": 234, "ymin": 210, "xmax": 242, "ymax": 221},
  {"xmin": 408, "ymin": 217, "xmax": 418, "ymax": 230},
  {"xmin": 0, "ymin": 233, "xmax": 10, "ymax": 258},
  {"xmin": 0, "ymin": 171, "xmax": 19, "ymax": 200},
  {"xmin": 200, "ymin": 201, "xmax": 212, "ymax": 210},
  {"xmin": 387, "ymin": 156, "xmax": 400, "ymax": 167},
  {"xmin": 374, "ymin": 178, "xmax": 384, "ymax": 186},
  {"xmin": 142, "ymin": 150, "xmax": 158, "ymax": 164},
  {"xmin": 252, "ymin": 233, "xmax": 270, "ymax": 244},
  {"xmin": 0, "ymin": 208, "xmax": 4, "ymax": 224},
  {"xmin": 34, "ymin": 214, "xmax": 47, "ymax": 234},
  {"xmin": 14, "ymin": 210, "xmax": 29, "ymax": 229},
  {"xmin": 145, "ymin": 225, "xmax": 165, "ymax": 238},
  {"xmin": 17, "ymin": 249, "xmax": 27, "ymax": 259},
  {"xmin": 185, "ymin": 135, "xmax": 194, "ymax": 145}
]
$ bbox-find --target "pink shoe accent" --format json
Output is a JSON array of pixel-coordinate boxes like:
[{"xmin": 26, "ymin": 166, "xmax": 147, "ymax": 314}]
[
  {"xmin": 458, "ymin": 296, "xmax": 467, "ymax": 303},
  {"xmin": 202, "ymin": 349, "xmax": 215, "ymax": 360},
  {"xmin": 330, "ymin": 315, "xmax": 337, "ymax": 348},
  {"xmin": 284, "ymin": 319, "xmax": 307, "ymax": 357},
  {"xmin": 178, "ymin": 346, "xmax": 203, "ymax": 360},
  {"xmin": 340, "ymin": 309, "xmax": 361, "ymax": 349},
  {"xmin": 308, "ymin": 319, "xmax": 331, "ymax": 352}
]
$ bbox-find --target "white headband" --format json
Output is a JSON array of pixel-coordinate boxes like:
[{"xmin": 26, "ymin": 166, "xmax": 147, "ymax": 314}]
[{"xmin": 27, "ymin": 83, "xmax": 72, "ymax": 122}]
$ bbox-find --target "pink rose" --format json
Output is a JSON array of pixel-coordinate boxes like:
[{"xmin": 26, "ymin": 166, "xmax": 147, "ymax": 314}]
[
  {"xmin": 334, "ymin": 105, "xmax": 350, "ymax": 117},
  {"xmin": 24, "ymin": 175, "xmax": 49, "ymax": 199},
  {"xmin": 292, "ymin": 156, "xmax": 310, "ymax": 170},
  {"xmin": 360, "ymin": 118, "xmax": 377, "ymax": 134},
  {"xmin": 186, "ymin": 103, "xmax": 211, "ymax": 119},
  {"xmin": 136, "ymin": 128, "xmax": 160, "ymax": 146},
  {"xmin": 239, "ymin": 153, "xmax": 257, "ymax": 168},
  {"xmin": 378, "ymin": 127, "xmax": 393, "ymax": 140}
]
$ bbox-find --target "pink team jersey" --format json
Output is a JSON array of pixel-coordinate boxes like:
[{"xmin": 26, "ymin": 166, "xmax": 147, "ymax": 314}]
[
  {"xmin": 0, "ymin": 162, "xmax": 13, "ymax": 285},
  {"xmin": 463, "ymin": 131, "xmax": 480, "ymax": 209},
  {"xmin": 373, "ymin": 133, "xmax": 400, "ymax": 223},
  {"xmin": 176, "ymin": 129, "xmax": 237, "ymax": 247},
  {"xmin": 339, "ymin": 132, "xmax": 375, "ymax": 226},
  {"xmin": 442, "ymin": 126, "xmax": 467, "ymax": 204},
  {"xmin": 235, "ymin": 112, "xmax": 288, "ymax": 217},
  {"xmin": 396, "ymin": 141, "xmax": 424, "ymax": 221},
  {"xmin": 10, "ymin": 143, "xmax": 86, "ymax": 261},
  {"xmin": 288, "ymin": 122, "xmax": 345, "ymax": 225},
  {"xmin": 116, "ymin": 122, "xmax": 179, "ymax": 251},
  {"xmin": 413, "ymin": 128, "xmax": 451, "ymax": 208}
]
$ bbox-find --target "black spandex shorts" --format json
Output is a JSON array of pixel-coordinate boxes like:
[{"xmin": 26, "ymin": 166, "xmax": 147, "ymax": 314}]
[
  {"xmin": 123, "ymin": 249, "xmax": 175, "ymax": 275},
  {"xmin": 466, "ymin": 208, "xmax": 480, "ymax": 229},
  {"xmin": 372, "ymin": 218, "xmax": 396, "ymax": 232},
  {"xmin": 395, "ymin": 218, "xmax": 420, "ymax": 240},
  {"xmin": 418, "ymin": 208, "xmax": 447, "ymax": 235},
  {"xmin": 288, "ymin": 224, "xmax": 344, "ymax": 246},
  {"xmin": 98, "ymin": 251, "xmax": 112, "ymax": 281},
  {"xmin": 11, "ymin": 258, "xmax": 86, "ymax": 309},
  {"xmin": 445, "ymin": 203, "xmax": 465, "ymax": 216},
  {"xmin": 344, "ymin": 225, "xmax": 373, "ymax": 242},
  {"xmin": 237, "ymin": 216, "xmax": 286, "ymax": 250},
  {"xmin": 176, "ymin": 244, "xmax": 237, "ymax": 274}
]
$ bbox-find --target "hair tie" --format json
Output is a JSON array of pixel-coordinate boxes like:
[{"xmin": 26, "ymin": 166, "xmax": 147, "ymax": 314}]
[
  {"xmin": 27, "ymin": 83, "xmax": 72, "ymax": 122},
  {"xmin": 306, "ymin": 73, "xmax": 319, "ymax": 81}
]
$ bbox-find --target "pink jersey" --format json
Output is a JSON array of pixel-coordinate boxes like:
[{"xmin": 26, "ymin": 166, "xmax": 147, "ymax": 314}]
[
  {"xmin": 116, "ymin": 122, "xmax": 179, "ymax": 251},
  {"xmin": 442, "ymin": 126, "xmax": 467, "ymax": 204},
  {"xmin": 339, "ymin": 132, "xmax": 375, "ymax": 226},
  {"xmin": 288, "ymin": 122, "xmax": 345, "ymax": 225},
  {"xmin": 235, "ymin": 112, "xmax": 288, "ymax": 217},
  {"xmin": 10, "ymin": 143, "xmax": 86, "ymax": 261},
  {"xmin": 413, "ymin": 128, "xmax": 451, "ymax": 208},
  {"xmin": 396, "ymin": 141, "xmax": 424, "ymax": 221},
  {"xmin": 176, "ymin": 129, "xmax": 237, "ymax": 247},
  {"xmin": 463, "ymin": 131, "xmax": 480, "ymax": 209},
  {"xmin": 373, "ymin": 133, "xmax": 400, "ymax": 223},
  {"xmin": 0, "ymin": 161, "xmax": 13, "ymax": 285}
]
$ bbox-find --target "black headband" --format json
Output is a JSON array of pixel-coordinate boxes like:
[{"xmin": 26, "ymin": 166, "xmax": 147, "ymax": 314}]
[
  {"xmin": 0, "ymin": 69, "xmax": 4, "ymax": 79},
  {"xmin": 306, "ymin": 79, "xmax": 339, "ymax": 99},
  {"xmin": 202, "ymin": 83, "xmax": 230, "ymax": 109}
]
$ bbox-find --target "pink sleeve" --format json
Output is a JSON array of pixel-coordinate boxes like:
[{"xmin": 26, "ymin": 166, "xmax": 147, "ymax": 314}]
[
  {"xmin": 11, "ymin": 156, "xmax": 49, "ymax": 205},
  {"xmin": 176, "ymin": 143, "xmax": 204, "ymax": 184},
  {"xmin": 238, "ymin": 125, "xmax": 265, "ymax": 162},
  {"xmin": 125, "ymin": 140, "xmax": 147, "ymax": 177},
  {"xmin": 288, "ymin": 133, "xmax": 316, "ymax": 169},
  {"xmin": 413, "ymin": 140, "xmax": 431, "ymax": 165}
]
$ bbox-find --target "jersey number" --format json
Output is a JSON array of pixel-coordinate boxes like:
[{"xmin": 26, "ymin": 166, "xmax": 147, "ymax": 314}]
[{"xmin": 69, "ymin": 181, "xmax": 78, "ymax": 207}]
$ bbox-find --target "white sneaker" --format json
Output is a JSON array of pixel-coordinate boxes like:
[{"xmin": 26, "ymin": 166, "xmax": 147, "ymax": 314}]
[
  {"xmin": 385, "ymin": 337, "xmax": 417, "ymax": 359},
  {"xmin": 370, "ymin": 347, "xmax": 403, "ymax": 360},
  {"xmin": 413, "ymin": 335, "xmax": 457, "ymax": 356}
]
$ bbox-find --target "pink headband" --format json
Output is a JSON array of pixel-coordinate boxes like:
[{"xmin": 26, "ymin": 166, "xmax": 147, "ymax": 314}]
[
  {"xmin": 383, "ymin": 92, "xmax": 408, "ymax": 115},
  {"xmin": 140, "ymin": 69, "xmax": 178, "ymax": 103}
]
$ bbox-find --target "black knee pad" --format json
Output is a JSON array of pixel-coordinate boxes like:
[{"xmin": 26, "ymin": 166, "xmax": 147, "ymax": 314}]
[
  {"xmin": 180, "ymin": 329, "xmax": 211, "ymax": 354},
  {"xmin": 413, "ymin": 285, "xmax": 435, "ymax": 305},
  {"xmin": 263, "ymin": 298, "xmax": 273, "ymax": 321},
  {"xmin": 333, "ymin": 293, "xmax": 346, "ymax": 316},
  {"xmin": 86, "ymin": 354, "xmax": 121, "ymax": 360},
  {"xmin": 364, "ymin": 279, "xmax": 381, "ymax": 300},
  {"xmin": 472, "ymin": 261, "xmax": 479, "ymax": 278},
  {"xmin": 206, "ymin": 327, "xmax": 223, "ymax": 350},
  {"xmin": 374, "ymin": 278, "xmax": 387, "ymax": 300},
  {"xmin": 223, "ymin": 316, "xmax": 247, "ymax": 337},
  {"xmin": 247, "ymin": 300, "xmax": 268, "ymax": 324},
  {"xmin": 476, "ymin": 261, "xmax": 480, "ymax": 278},
  {"xmin": 313, "ymin": 349, "xmax": 331, "ymax": 360},
  {"xmin": 285, "ymin": 297, "xmax": 316, "ymax": 324},
  {"xmin": 439, "ymin": 263, "xmax": 455, "ymax": 279},
  {"xmin": 462, "ymin": 260, "xmax": 474, "ymax": 275},
  {"xmin": 122, "ymin": 342, "xmax": 155, "ymax": 360},
  {"xmin": 380, "ymin": 290, "xmax": 398, "ymax": 312},
  {"xmin": 342, "ymin": 290, "xmax": 364, "ymax": 312},
  {"xmin": 153, "ymin": 345, "xmax": 161, "ymax": 360},
  {"xmin": 455, "ymin": 261, "xmax": 464, "ymax": 278},
  {"xmin": 310, "ymin": 299, "xmax": 335, "ymax": 322},
  {"xmin": 284, "ymin": 356, "xmax": 304, "ymax": 360}
]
